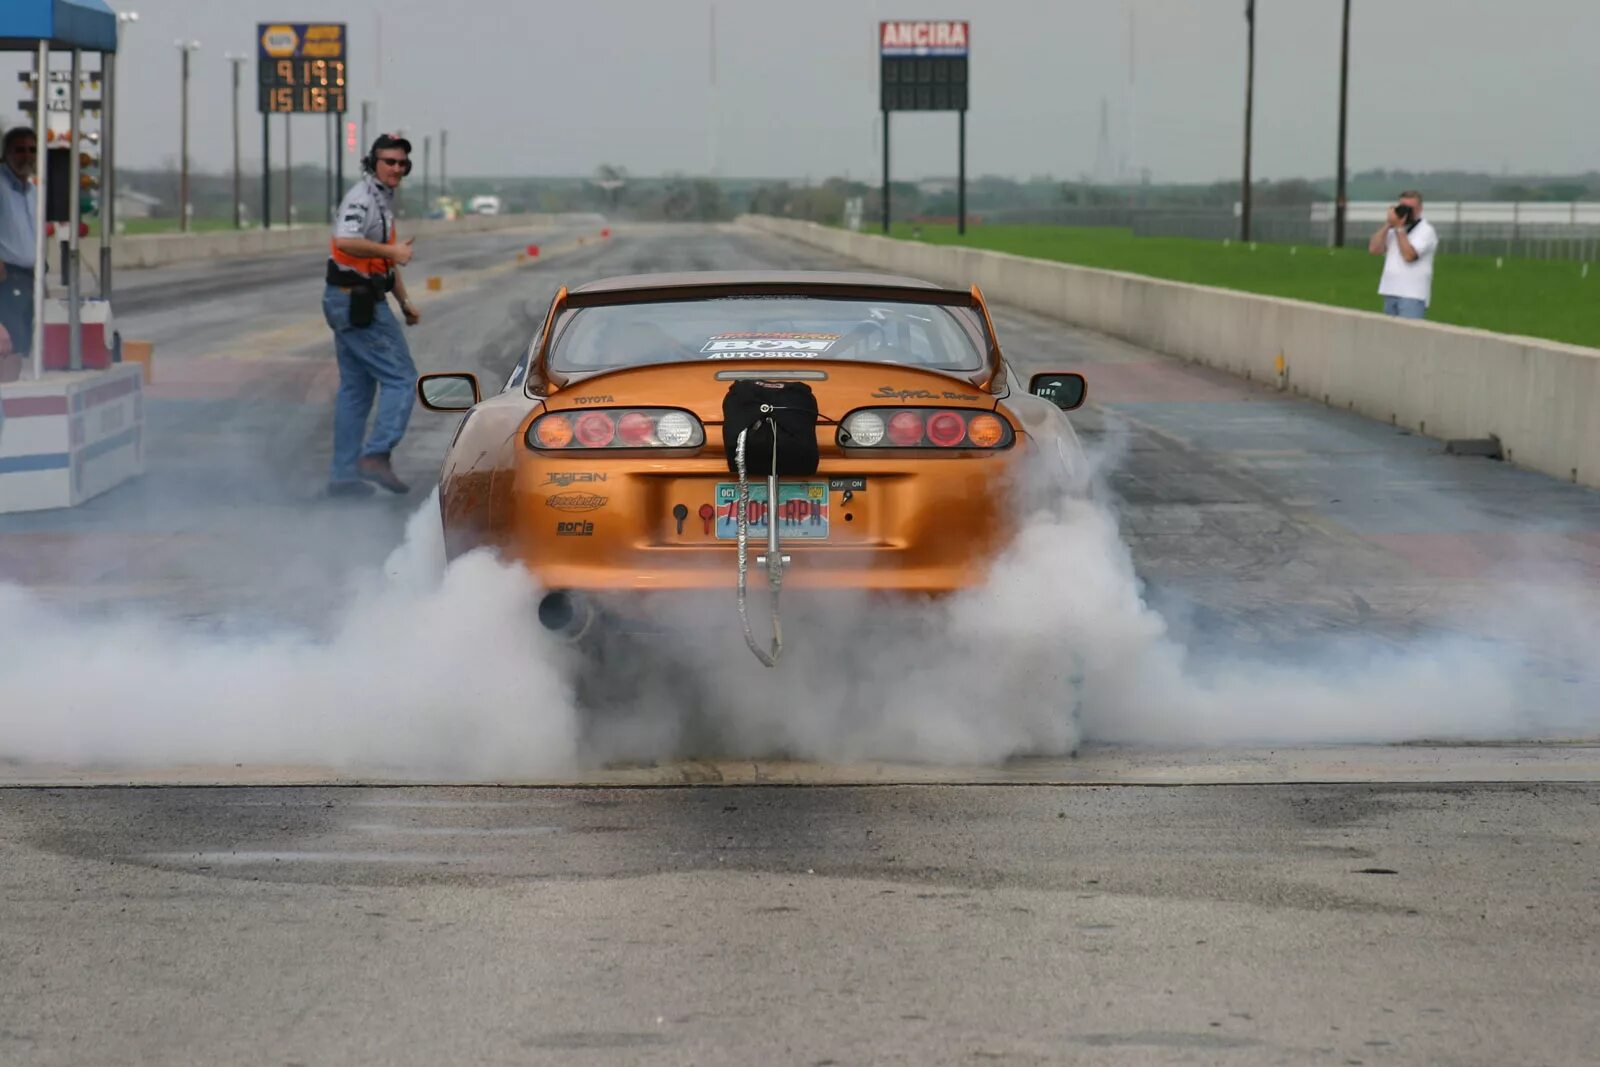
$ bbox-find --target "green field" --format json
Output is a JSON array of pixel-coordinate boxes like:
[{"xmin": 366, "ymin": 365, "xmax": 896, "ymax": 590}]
[
  {"xmin": 888, "ymin": 224, "xmax": 1599, "ymax": 350},
  {"xmin": 83, "ymin": 218, "xmax": 265, "ymax": 237}
]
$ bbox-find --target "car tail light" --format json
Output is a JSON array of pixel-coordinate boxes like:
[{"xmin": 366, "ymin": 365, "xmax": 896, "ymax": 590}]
[
  {"xmin": 838, "ymin": 408, "xmax": 1015, "ymax": 450},
  {"xmin": 925, "ymin": 411, "xmax": 967, "ymax": 447},
  {"xmin": 967, "ymin": 414, "xmax": 1006, "ymax": 448},
  {"xmin": 534, "ymin": 415, "xmax": 574, "ymax": 448},
  {"xmin": 886, "ymin": 411, "xmax": 925, "ymax": 446},
  {"xmin": 527, "ymin": 408, "xmax": 706, "ymax": 450},
  {"xmin": 616, "ymin": 411, "xmax": 654, "ymax": 446},
  {"xmin": 574, "ymin": 412, "xmax": 615, "ymax": 447}
]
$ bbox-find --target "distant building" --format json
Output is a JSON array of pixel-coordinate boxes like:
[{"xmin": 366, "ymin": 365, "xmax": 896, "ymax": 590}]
[{"xmin": 114, "ymin": 190, "xmax": 162, "ymax": 220}]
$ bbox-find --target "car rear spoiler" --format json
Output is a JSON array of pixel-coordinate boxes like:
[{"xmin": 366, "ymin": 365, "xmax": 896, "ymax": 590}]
[{"xmin": 529, "ymin": 281, "xmax": 1006, "ymax": 394}]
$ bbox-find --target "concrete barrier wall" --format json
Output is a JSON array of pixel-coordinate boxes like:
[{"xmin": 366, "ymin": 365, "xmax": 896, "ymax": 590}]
[
  {"xmin": 82, "ymin": 213, "xmax": 576, "ymax": 271},
  {"xmin": 740, "ymin": 215, "xmax": 1600, "ymax": 490}
]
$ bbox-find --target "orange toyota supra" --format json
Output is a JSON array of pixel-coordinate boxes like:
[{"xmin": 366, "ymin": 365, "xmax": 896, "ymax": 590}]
[{"xmin": 417, "ymin": 271, "xmax": 1088, "ymax": 664}]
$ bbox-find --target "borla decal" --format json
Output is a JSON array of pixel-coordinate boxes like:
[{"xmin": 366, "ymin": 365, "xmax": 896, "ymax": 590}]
[
  {"xmin": 556, "ymin": 521, "xmax": 595, "ymax": 536},
  {"xmin": 546, "ymin": 492, "xmax": 608, "ymax": 512}
]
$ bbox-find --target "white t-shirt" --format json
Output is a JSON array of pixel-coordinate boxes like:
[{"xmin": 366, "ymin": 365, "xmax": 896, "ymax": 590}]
[{"xmin": 1378, "ymin": 218, "xmax": 1439, "ymax": 304}]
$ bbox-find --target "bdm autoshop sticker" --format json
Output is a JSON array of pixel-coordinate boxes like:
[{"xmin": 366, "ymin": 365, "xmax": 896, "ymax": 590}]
[
  {"xmin": 701, "ymin": 332, "xmax": 839, "ymax": 358},
  {"xmin": 546, "ymin": 493, "xmax": 608, "ymax": 512}
]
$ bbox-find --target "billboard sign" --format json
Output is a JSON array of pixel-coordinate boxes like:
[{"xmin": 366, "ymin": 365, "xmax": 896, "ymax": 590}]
[{"xmin": 879, "ymin": 20, "xmax": 969, "ymax": 57}]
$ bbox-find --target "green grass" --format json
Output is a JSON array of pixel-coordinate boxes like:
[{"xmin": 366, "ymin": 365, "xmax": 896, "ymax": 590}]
[
  {"xmin": 887, "ymin": 223, "xmax": 1599, "ymax": 349},
  {"xmin": 81, "ymin": 217, "xmax": 266, "ymax": 237}
]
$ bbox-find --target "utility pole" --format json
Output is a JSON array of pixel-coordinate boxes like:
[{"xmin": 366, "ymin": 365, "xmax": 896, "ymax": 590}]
[
  {"xmin": 1240, "ymin": 2, "xmax": 1255, "ymax": 242},
  {"xmin": 225, "ymin": 53, "xmax": 245, "ymax": 228},
  {"xmin": 176, "ymin": 39, "xmax": 200, "ymax": 232},
  {"xmin": 284, "ymin": 112, "xmax": 292, "ymax": 226},
  {"xmin": 423, "ymin": 134, "xmax": 431, "ymax": 209},
  {"xmin": 708, "ymin": 3, "xmax": 718, "ymax": 176},
  {"xmin": 1334, "ymin": 0, "xmax": 1352, "ymax": 247},
  {"xmin": 440, "ymin": 129, "xmax": 448, "ymax": 199}
]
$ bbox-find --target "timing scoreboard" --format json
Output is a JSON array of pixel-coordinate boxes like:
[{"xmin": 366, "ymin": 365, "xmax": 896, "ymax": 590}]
[
  {"xmin": 879, "ymin": 20, "xmax": 968, "ymax": 112},
  {"xmin": 257, "ymin": 23, "xmax": 347, "ymax": 114}
]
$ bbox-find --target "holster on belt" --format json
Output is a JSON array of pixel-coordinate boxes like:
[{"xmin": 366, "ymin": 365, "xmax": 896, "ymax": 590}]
[{"xmin": 327, "ymin": 263, "xmax": 393, "ymax": 328}]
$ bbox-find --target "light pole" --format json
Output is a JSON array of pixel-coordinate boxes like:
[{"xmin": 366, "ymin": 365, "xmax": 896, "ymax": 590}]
[
  {"xmin": 224, "ymin": 53, "xmax": 246, "ymax": 229},
  {"xmin": 175, "ymin": 39, "xmax": 200, "ymax": 232},
  {"xmin": 105, "ymin": 11, "xmax": 138, "ymax": 294},
  {"xmin": 1240, "ymin": 2, "xmax": 1255, "ymax": 242},
  {"xmin": 1334, "ymin": 0, "xmax": 1352, "ymax": 248}
]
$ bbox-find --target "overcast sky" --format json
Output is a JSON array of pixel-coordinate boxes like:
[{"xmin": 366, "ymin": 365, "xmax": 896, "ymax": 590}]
[{"xmin": 4, "ymin": 0, "xmax": 1597, "ymax": 183}]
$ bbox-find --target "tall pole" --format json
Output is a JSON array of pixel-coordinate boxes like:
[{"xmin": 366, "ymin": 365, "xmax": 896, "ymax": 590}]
[
  {"xmin": 31, "ymin": 42, "xmax": 48, "ymax": 380},
  {"xmin": 284, "ymin": 112, "xmax": 292, "ymax": 226},
  {"xmin": 262, "ymin": 113, "xmax": 271, "ymax": 229},
  {"xmin": 440, "ymin": 129, "xmax": 448, "ymax": 198},
  {"xmin": 881, "ymin": 110, "xmax": 890, "ymax": 234},
  {"xmin": 708, "ymin": 3, "xmax": 718, "ymax": 176},
  {"xmin": 957, "ymin": 110, "xmax": 966, "ymax": 236},
  {"xmin": 226, "ymin": 55, "xmax": 244, "ymax": 229},
  {"xmin": 68, "ymin": 48, "xmax": 83, "ymax": 370},
  {"xmin": 1240, "ymin": 1, "xmax": 1255, "ymax": 242},
  {"xmin": 101, "ymin": 50, "xmax": 115, "ymax": 299},
  {"xmin": 335, "ymin": 114, "xmax": 344, "ymax": 200},
  {"xmin": 423, "ymin": 134, "xmax": 431, "ymax": 208},
  {"xmin": 177, "ymin": 41, "xmax": 197, "ymax": 232},
  {"xmin": 325, "ymin": 111, "xmax": 334, "ymax": 222},
  {"xmin": 1334, "ymin": 0, "xmax": 1352, "ymax": 248}
]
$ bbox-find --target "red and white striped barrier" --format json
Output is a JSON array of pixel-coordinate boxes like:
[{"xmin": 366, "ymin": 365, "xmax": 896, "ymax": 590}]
[{"xmin": 0, "ymin": 364, "xmax": 144, "ymax": 513}]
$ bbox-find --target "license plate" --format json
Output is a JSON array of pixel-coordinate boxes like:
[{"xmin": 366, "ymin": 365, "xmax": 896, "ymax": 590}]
[{"xmin": 714, "ymin": 481, "xmax": 829, "ymax": 540}]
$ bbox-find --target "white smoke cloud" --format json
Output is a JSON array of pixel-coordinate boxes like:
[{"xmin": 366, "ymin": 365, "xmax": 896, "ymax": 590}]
[{"xmin": 1, "ymin": 447, "xmax": 1595, "ymax": 779}]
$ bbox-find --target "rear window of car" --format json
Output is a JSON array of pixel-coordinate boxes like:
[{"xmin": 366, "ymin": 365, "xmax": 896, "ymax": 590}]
[{"xmin": 548, "ymin": 296, "xmax": 987, "ymax": 373}]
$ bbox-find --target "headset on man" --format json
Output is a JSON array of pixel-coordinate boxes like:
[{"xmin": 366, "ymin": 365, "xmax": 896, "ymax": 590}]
[{"xmin": 362, "ymin": 133, "xmax": 413, "ymax": 176}]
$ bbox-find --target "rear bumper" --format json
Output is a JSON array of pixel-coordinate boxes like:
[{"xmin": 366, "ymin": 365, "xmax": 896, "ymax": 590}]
[{"xmin": 521, "ymin": 548, "xmax": 993, "ymax": 593}]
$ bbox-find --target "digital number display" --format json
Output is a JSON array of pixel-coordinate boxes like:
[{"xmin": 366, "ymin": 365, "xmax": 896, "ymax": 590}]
[
  {"xmin": 880, "ymin": 57, "xmax": 968, "ymax": 112},
  {"xmin": 256, "ymin": 22, "xmax": 347, "ymax": 114},
  {"xmin": 259, "ymin": 59, "xmax": 347, "ymax": 113}
]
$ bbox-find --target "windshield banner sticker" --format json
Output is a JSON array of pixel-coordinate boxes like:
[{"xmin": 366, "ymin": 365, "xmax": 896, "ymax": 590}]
[{"xmin": 701, "ymin": 332, "xmax": 840, "ymax": 358}]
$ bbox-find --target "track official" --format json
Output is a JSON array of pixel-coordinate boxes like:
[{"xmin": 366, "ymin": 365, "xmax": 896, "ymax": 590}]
[
  {"xmin": 0, "ymin": 126, "xmax": 39, "ymax": 380},
  {"xmin": 323, "ymin": 132, "xmax": 421, "ymax": 497}
]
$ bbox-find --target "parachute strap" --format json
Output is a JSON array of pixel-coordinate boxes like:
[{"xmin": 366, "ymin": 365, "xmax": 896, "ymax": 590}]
[{"xmin": 734, "ymin": 419, "xmax": 786, "ymax": 667}]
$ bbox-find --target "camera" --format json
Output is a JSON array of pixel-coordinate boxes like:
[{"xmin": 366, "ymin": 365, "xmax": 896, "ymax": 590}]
[{"xmin": 1394, "ymin": 202, "xmax": 1413, "ymax": 223}]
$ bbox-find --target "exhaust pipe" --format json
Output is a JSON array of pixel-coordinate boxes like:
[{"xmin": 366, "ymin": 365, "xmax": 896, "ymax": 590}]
[{"xmin": 537, "ymin": 591, "xmax": 596, "ymax": 643}]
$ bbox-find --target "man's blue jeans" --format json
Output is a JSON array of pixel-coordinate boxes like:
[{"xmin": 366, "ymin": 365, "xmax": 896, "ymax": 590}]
[
  {"xmin": 1382, "ymin": 295, "xmax": 1427, "ymax": 320},
  {"xmin": 322, "ymin": 284, "xmax": 417, "ymax": 484}
]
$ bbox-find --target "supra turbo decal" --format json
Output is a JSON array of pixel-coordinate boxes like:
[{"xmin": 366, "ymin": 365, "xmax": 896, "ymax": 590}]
[{"xmin": 873, "ymin": 386, "xmax": 981, "ymax": 401}]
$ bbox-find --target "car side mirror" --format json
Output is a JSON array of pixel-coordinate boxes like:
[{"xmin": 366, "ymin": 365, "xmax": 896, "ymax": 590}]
[
  {"xmin": 417, "ymin": 372, "xmax": 481, "ymax": 411},
  {"xmin": 1028, "ymin": 372, "xmax": 1087, "ymax": 411}
]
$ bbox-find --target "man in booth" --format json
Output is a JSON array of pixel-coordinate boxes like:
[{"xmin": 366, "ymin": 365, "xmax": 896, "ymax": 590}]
[{"xmin": 0, "ymin": 126, "xmax": 38, "ymax": 379}]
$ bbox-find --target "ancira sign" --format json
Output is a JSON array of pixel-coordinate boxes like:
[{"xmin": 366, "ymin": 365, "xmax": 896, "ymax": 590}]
[
  {"xmin": 875, "ymin": 18, "xmax": 971, "ymax": 236},
  {"xmin": 879, "ymin": 20, "xmax": 969, "ymax": 56}
]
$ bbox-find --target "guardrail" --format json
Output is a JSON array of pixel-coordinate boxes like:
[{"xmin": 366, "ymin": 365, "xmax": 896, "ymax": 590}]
[
  {"xmin": 75, "ymin": 213, "xmax": 586, "ymax": 271},
  {"xmin": 740, "ymin": 214, "xmax": 1600, "ymax": 491}
]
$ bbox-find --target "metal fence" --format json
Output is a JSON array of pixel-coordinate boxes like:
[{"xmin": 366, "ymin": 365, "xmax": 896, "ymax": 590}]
[{"xmin": 972, "ymin": 203, "xmax": 1600, "ymax": 262}]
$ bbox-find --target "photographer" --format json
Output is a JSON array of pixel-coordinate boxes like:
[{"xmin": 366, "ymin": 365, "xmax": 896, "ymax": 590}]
[{"xmin": 1367, "ymin": 189, "xmax": 1439, "ymax": 320}]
